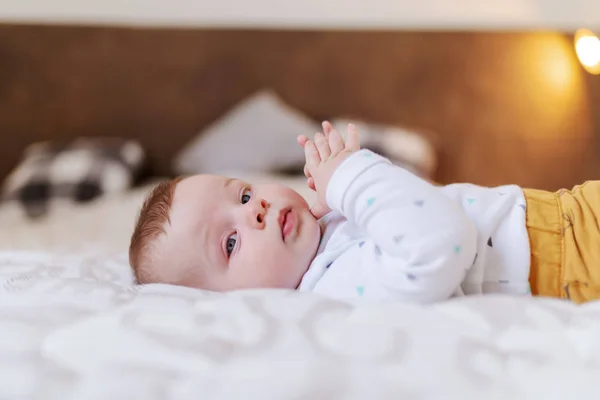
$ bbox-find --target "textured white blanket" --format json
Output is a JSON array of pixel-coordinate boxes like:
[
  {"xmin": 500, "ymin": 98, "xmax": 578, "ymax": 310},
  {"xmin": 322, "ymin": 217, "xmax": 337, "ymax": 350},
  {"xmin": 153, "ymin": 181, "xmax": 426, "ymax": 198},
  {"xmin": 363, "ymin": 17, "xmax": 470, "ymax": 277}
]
[{"xmin": 1, "ymin": 251, "xmax": 600, "ymax": 399}]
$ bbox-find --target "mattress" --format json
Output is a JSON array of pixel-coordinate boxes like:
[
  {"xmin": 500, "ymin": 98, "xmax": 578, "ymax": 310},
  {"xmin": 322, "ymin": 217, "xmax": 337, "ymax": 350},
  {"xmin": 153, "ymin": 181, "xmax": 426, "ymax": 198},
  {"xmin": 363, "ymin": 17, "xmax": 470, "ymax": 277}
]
[{"xmin": 1, "ymin": 173, "xmax": 600, "ymax": 399}]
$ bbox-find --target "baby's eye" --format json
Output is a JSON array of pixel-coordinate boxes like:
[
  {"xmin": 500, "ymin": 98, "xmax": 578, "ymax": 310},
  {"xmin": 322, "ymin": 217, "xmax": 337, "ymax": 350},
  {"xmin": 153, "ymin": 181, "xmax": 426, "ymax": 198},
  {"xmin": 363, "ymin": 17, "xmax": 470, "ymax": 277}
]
[
  {"xmin": 226, "ymin": 233, "xmax": 238, "ymax": 256},
  {"xmin": 241, "ymin": 188, "xmax": 251, "ymax": 204}
]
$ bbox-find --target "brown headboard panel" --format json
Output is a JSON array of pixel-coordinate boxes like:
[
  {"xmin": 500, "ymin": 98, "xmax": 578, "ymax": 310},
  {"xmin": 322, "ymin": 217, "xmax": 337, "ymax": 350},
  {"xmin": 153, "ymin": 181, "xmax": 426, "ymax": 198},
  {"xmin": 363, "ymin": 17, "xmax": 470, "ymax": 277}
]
[{"xmin": 0, "ymin": 24, "xmax": 598, "ymax": 190}]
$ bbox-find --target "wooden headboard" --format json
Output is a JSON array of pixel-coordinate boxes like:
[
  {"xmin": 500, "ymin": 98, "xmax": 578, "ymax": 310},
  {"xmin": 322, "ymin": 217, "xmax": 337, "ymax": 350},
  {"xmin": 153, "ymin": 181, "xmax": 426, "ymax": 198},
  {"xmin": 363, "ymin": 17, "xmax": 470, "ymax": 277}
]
[{"xmin": 1, "ymin": 24, "xmax": 599, "ymax": 190}]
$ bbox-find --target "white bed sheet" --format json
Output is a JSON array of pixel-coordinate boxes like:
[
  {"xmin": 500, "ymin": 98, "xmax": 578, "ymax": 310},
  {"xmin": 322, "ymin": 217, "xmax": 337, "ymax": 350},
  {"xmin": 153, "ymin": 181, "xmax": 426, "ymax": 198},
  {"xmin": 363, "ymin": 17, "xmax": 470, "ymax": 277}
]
[
  {"xmin": 1, "ymin": 173, "xmax": 600, "ymax": 399},
  {"xmin": 2, "ymin": 251, "xmax": 600, "ymax": 399}
]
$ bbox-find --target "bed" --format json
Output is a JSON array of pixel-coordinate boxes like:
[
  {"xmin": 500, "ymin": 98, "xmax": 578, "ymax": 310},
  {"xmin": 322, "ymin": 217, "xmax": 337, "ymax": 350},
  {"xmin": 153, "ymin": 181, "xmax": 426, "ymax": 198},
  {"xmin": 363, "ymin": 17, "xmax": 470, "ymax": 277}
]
[
  {"xmin": 2, "ymin": 257, "xmax": 600, "ymax": 400},
  {"xmin": 2, "ymin": 172, "xmax": 600, "ymax": 399},
  {"xmin": 1, "ymin": 23, "xmax": 600, "ymax": 399}
]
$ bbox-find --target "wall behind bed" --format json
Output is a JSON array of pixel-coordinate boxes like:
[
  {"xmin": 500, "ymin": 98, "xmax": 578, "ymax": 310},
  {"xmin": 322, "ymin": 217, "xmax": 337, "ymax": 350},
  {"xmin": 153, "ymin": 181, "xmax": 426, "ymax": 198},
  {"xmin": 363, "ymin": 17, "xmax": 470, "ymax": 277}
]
[{"xmin": 0, "ymin": 2, "xmax": 599, "ymax": 190}]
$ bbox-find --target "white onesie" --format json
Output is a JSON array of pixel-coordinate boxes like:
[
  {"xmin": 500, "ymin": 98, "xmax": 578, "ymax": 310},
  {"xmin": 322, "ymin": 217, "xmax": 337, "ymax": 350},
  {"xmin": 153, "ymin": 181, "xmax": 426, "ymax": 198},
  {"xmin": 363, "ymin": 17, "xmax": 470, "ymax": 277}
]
[{"xmin": 297, "ymin": 149, "xmax": 531, "ymax": 303}]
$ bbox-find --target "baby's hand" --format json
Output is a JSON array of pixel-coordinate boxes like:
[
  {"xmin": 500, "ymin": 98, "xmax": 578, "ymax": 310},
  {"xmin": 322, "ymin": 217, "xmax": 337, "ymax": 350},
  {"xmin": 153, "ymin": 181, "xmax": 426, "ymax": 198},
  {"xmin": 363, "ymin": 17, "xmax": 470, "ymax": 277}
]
[
  {"xmin": 297, "ymin": 122, "xmax": 360, "ymax": 219},
  {"xmin": 298, "ymin": 121, "xmax": 335, "ymax": 192}
]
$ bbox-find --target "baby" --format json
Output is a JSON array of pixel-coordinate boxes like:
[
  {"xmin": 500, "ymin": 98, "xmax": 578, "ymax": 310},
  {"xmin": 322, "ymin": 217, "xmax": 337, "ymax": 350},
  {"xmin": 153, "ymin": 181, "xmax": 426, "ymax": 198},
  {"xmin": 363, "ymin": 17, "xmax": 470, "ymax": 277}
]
[{"xmin": 129, "ymin": 122, "xmax": 600, "ymax": 304}]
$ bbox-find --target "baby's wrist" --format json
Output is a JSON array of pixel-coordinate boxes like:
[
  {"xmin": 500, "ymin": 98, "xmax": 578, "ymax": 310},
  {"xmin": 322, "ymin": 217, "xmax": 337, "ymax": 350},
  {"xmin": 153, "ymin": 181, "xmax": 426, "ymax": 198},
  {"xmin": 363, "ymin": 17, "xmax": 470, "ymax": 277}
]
[{"xmin": 325, "ymin": 150, "xmax": 373, "ymax": 211}]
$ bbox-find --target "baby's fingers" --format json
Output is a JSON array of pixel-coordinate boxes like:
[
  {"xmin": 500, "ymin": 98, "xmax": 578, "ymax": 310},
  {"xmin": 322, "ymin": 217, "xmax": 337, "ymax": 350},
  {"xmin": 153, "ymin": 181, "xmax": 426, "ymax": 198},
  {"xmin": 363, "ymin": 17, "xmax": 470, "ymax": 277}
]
[
  {"xmin": 297, "ymin": 135, "xmax": 310, "ymax": 147},
  {"xmin": 303, "ymin": 164, "xmax": 311, "ymax": 179},
  {"xmin": 304, "ymin": 139, "xmax": 321, "ymax": 166},
  {"xmin": 328, "ymin": 127, "xmax": 345, "ymax": 155},
  {"xmin": 345, "ymin": 123, "xmax": 361, "ymax": 151},
  {"xmin": 314, "ymin": 133, "xmax": 331, "ymax": 160},
  {"xmin": 322, "ymin": 121, "xmax": 333, "ymax": 136}
]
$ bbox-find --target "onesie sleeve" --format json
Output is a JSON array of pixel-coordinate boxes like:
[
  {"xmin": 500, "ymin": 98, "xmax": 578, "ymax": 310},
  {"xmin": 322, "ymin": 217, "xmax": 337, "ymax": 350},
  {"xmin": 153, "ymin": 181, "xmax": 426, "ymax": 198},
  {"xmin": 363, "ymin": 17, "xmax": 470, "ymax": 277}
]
[{"xmin": 326, "ymin": 149, "xmax": 478, "ymax": 303}]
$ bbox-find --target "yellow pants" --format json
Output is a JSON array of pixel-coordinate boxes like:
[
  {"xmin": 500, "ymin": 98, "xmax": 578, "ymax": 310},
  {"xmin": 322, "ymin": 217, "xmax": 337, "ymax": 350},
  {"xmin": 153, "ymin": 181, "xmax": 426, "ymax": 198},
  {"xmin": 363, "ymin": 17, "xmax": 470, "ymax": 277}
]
[{"xmin": 525, "ymin": 181, "xmax": 600, "ymax": 303}]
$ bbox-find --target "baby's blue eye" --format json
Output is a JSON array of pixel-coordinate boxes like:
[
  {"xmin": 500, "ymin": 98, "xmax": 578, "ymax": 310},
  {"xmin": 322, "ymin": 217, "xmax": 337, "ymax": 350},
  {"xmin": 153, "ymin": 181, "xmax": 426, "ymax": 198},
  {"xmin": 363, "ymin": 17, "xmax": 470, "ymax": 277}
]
[
  {"xmin": 226, "ymin": 233, "xmax": 238, "ymax": 256},
  {"xmin": 241, "ymin": 189, "xmax": 251, "ymax": 204}
]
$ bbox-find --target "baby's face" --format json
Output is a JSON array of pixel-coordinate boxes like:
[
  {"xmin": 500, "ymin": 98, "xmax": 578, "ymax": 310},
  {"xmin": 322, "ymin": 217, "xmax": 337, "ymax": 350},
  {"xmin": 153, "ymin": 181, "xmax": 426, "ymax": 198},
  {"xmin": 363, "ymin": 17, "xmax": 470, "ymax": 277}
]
[{"xmin": 158, "ymin": 174, "xmax": 321, "ymax": 291}]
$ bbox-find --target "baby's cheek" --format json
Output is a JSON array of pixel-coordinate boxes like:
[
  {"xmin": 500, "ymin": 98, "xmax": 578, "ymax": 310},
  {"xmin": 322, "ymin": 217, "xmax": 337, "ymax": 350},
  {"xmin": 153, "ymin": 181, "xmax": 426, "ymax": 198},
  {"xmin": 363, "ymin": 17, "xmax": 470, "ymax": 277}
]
[
  {"xmin": 237, "ymin": 254, "xmax": 279, "ymax": 286},
  {"xmin": 283, "ymin": 188, "xmax": 310, "ymax": 208},
  {"xmin": 261, "ymin": 257, "xmax": 298, "ymax": 288},
  {"xmin": 240, "ymin": 239, "xmax": 305, "ymax": 289}
]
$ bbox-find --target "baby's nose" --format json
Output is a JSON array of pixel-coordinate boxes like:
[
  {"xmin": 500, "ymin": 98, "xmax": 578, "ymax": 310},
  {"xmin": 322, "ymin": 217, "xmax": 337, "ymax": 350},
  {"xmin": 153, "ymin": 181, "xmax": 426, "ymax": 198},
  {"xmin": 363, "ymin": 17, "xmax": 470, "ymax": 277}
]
[{"xmin": 248, "ymin": 198, "xmax": 269, "ymax": 228}]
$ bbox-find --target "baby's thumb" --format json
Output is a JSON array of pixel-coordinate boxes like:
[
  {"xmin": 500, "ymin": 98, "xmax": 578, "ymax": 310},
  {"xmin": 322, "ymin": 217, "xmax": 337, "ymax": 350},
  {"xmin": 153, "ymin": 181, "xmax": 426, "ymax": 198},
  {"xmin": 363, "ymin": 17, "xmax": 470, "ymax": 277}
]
[{"xmin": 310, "ymin": 202, "xmax": 329, "ymax": 220}]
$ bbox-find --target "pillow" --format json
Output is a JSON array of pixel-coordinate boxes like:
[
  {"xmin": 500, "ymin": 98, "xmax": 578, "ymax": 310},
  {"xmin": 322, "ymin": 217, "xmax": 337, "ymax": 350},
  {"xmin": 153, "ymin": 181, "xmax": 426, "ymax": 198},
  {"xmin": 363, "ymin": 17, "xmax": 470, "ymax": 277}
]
[
  {"xmin": 173, "ymin": 90, "xmax": 320, "ymax": 175},
  {"xmin": 1, "ymin": 138, "xmax": 146, "ymax": 219}
]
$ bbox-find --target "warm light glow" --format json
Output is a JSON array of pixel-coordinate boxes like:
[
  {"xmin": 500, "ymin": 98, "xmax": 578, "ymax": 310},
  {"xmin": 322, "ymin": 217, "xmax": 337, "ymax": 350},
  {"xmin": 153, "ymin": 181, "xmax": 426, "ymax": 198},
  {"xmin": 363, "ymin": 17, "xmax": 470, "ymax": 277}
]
[
  {"xmin": 507, "ymin": 34, "xmax": 588, "ymax": 141},
  {"xmin": 574, "ymin": 28, "xmax": 600, "ymax": 74}
]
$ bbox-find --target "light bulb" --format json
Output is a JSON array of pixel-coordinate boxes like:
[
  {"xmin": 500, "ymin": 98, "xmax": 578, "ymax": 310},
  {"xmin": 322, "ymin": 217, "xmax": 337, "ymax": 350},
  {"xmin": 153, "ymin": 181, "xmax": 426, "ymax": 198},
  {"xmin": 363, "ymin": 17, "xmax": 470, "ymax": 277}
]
[{"xmin": 574, "ymin": 28, "xmax": 600, "ymax": 75}]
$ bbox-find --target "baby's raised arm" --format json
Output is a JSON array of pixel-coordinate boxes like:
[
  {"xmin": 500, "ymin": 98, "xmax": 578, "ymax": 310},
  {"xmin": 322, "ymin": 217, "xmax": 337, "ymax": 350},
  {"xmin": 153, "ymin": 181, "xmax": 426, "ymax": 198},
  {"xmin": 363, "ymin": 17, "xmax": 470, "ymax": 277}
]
[
  {"xmin": 299, "ymin": 123, "xmax": 477, "ymax": 303},
  {"xmin": 325, "ymin": 148, "xmax": 477, "ymax": 303}
]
